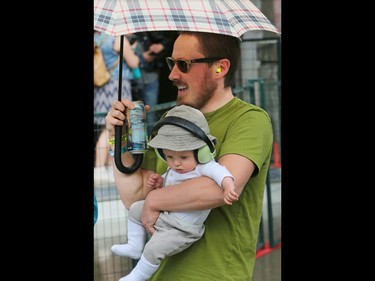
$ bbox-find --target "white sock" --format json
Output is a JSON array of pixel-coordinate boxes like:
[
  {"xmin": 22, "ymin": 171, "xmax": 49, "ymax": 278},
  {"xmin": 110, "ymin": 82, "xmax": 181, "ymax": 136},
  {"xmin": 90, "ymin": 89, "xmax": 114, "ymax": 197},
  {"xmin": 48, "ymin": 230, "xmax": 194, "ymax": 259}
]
[
  {"xmin": 111, "ymin": 220, "xmax": 146, "ymax": 259},
  {"xmin": 119, "ymin": 255, "xmax": 159, "ymax": 281}
]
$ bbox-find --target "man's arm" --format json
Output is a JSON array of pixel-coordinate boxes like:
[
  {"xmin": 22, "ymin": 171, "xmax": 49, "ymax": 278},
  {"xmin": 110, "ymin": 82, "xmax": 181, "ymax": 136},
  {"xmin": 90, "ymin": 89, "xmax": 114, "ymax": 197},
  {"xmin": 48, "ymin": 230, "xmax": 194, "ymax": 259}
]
[
  {"xmin": 113, "ymin": 163, "xmax": 154, "ymax": 209},
  {"xmin": 105, "ymin": 99, "xmax": 154, "ymax": 209}
]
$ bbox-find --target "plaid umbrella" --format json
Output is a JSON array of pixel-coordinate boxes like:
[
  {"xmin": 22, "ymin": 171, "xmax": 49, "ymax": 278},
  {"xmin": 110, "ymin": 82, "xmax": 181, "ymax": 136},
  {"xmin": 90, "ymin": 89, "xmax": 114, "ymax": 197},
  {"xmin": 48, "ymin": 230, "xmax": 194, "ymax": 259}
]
[
  {"xmin": 94, "ymin": 0, "xmax": 279, "ymax": 173},
  {"xmin": 94, "ymin": 0, "xmax": 280, "ymax": 38}
]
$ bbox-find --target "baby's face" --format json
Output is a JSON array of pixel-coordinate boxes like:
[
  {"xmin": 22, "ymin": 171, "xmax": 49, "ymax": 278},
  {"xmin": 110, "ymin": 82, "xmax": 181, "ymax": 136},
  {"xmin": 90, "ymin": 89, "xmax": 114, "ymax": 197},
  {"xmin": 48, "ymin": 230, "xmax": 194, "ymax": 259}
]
[{"xmin": 163, "ymin": 149, "xmax": 198, "ymax": 174}]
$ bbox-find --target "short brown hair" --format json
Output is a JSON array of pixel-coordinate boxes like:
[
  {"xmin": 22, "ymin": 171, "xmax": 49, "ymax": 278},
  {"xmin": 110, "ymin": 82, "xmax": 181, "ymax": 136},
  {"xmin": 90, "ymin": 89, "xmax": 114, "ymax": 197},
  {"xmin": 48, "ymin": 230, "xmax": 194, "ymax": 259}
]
[{"xmin": 181, "ymin": 31, "xmax": 241, "ymax": 88}]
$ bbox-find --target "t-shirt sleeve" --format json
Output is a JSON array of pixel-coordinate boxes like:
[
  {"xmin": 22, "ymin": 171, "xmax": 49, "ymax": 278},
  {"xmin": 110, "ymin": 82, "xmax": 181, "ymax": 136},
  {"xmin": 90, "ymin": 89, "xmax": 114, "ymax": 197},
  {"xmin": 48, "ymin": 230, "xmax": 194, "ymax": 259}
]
[{"xmin": 219, "ymin": 108, "xmax": 273, "ymax": 177}]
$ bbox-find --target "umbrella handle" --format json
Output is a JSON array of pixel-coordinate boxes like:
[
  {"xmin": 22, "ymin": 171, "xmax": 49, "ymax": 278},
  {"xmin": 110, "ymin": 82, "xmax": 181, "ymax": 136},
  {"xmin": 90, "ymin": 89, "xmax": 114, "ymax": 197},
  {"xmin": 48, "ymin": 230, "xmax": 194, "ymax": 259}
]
[
  {"xmin": 114, "ymin": 125, "xmax": 143, "ymax": 174},
  {"xmin": 113, "ymin": 34, "xmax": 143, "ymax": 174}
]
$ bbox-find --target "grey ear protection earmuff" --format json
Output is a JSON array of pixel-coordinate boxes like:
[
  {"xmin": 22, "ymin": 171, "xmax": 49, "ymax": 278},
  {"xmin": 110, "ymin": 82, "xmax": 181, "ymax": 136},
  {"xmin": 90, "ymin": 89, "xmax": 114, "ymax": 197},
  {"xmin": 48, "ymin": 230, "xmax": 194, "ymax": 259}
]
[{"xmin": 151, "ymin": 116, "xmax": 216, "ymax": 164}]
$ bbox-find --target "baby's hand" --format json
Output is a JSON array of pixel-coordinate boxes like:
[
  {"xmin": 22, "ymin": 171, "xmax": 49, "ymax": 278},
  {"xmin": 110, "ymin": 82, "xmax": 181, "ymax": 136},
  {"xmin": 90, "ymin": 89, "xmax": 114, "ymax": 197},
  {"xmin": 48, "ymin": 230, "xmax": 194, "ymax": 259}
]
[
  {"xmin": 224, "ymin": 189, "xmax": 239, "ymax": 205},
  {"xmin": 147, "ymin": 173, "xmax": 163, "ymax": 190},
  {"xmin": 222, "ymin": 177, "xmax": 239, "ymax": 205}
]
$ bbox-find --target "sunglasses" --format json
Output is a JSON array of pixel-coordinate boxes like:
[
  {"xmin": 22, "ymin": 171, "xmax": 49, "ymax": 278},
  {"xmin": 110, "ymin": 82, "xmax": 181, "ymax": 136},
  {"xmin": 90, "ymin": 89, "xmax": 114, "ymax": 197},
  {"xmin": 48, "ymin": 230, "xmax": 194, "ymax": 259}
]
[{"xmin": 165, "ymin": 57, "xmax": 223, "ymax": 73}]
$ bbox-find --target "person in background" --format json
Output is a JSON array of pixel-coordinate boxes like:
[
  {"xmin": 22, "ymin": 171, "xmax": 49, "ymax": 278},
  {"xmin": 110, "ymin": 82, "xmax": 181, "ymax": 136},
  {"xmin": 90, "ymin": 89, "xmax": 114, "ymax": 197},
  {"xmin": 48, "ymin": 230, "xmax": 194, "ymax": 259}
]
[
  {"xmin": 130, "ymin": 32, "xmax": 172, "ymax": 133},
  {"xmin": 105, "ymin": 31, "xmax": 273, "ymax": 280},
  {"xmin": 94, "ymin": 31, "xmax": 140, "ymax": 184},
  {"xmin": 111, "ymin": 105, "xmax": 238, "ymax": 281}
]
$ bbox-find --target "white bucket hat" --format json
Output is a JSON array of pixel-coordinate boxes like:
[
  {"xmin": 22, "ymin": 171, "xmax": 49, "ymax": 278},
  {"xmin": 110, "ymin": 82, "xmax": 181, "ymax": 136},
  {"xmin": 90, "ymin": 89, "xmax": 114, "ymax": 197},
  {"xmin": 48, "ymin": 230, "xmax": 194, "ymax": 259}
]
[{"xmin": 148, "ymin": 105, "xmax": 216, "ymax": 151}]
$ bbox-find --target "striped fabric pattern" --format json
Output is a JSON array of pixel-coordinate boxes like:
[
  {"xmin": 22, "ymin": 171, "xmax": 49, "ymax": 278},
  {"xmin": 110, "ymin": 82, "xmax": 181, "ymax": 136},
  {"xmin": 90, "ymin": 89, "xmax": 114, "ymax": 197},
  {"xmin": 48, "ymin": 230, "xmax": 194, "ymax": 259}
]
[{"xmin": 94, "ymin": 0, "xmax": 280, "ymax": 37}]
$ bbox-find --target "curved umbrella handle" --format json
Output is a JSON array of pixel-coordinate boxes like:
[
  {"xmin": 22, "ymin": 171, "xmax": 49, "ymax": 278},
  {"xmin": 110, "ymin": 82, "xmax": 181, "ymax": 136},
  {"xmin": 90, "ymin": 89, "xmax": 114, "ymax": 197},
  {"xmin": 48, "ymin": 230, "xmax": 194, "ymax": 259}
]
[
  {"xmin": 114, "ymin": 125, "xmax": 143, "ymax": 174},
  {"xmin": 114, "ymin": 34, "xmax": 143, "ymax": 174}
]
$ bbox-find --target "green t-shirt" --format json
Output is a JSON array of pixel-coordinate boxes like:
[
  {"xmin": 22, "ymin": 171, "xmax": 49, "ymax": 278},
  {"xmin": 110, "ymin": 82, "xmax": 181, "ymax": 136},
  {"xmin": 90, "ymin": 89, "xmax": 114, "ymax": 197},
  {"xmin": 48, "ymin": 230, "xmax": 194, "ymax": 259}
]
[{"xmin": 142, "ymin": 97, "xmax": 273, "ymax": 280}]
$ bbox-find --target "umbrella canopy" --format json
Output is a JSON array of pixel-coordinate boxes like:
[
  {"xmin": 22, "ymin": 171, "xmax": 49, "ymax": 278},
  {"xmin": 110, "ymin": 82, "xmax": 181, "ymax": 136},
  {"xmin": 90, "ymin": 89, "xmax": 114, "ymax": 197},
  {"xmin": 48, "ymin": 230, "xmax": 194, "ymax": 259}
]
[{"xmin": 94, "ymin": 0, "xmax": 280, "ymax": 38}]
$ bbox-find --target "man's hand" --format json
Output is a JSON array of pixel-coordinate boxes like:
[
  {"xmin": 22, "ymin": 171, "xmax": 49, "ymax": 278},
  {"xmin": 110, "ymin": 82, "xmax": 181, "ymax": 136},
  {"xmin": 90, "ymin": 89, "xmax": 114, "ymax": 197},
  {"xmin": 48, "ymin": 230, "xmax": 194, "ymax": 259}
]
[
  {"xmin": 105, "ymin": 99, "xmax": 150, "ymax": 139},
  {"xmin": 141, "ymin": 196, "xmax": 160, "ymax": 235}
]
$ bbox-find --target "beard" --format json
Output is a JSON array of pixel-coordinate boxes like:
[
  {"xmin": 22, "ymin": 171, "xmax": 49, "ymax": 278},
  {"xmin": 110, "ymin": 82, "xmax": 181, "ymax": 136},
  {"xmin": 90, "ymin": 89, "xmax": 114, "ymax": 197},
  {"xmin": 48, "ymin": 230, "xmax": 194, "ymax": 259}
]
[{"xmin": 176, "ymin": 73, "xmax": 217, "ymax": 110}]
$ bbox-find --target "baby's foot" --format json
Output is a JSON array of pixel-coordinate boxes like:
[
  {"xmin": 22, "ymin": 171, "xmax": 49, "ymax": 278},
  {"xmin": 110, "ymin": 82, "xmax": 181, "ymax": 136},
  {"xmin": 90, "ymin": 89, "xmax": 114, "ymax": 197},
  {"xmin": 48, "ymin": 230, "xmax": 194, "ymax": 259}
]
[{"xmin": 111, "ymin": 244, "xmax": 142, "ymax": 259}]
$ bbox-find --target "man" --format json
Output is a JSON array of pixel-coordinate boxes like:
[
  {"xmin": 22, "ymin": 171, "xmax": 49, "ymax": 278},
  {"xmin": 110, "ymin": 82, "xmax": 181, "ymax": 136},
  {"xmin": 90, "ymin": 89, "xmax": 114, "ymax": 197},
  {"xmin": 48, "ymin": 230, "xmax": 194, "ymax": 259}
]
[{"xmin": 105, "ymin": 31, "xmax": 273, "ymax": 280}]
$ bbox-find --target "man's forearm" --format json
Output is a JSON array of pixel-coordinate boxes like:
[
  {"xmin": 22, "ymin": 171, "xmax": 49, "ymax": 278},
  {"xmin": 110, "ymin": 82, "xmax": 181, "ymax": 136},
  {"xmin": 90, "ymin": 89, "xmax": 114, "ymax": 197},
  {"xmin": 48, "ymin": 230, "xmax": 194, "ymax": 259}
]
[
  {"xmin": 145, "ymin": 176, "xmax": 225, "ymax": 212},
  {"xmin": 112, "ymin": 153, "xmax": 154, "ymax": 209}
]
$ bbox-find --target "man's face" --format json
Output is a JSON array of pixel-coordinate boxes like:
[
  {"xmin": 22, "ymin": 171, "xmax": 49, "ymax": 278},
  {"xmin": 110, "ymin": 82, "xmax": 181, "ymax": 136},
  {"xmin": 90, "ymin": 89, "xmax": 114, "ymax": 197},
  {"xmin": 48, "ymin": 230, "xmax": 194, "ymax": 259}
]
[{"xmin": 168, "ymin": 34, "xmax": 218, "ymax": 110}]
